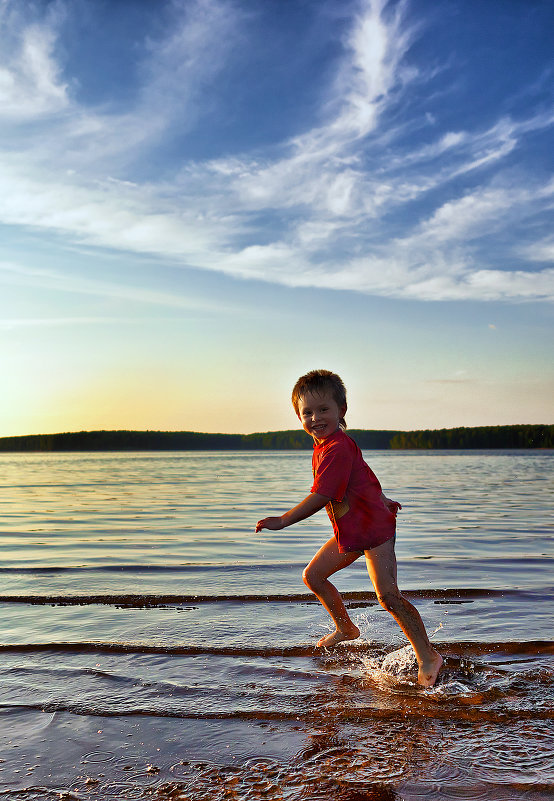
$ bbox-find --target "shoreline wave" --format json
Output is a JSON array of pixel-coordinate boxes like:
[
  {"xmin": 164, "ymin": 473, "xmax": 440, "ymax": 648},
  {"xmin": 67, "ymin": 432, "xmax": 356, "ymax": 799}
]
[
  {"xmin": 0, "ymin": 588, "xmax": 534, "ymax": 606},
  {"xmin": 0, "ymin": 701, "xmax": 552, "ymax": 724},
  {"xmin": 0, "ymin": 639, "xmax": 551, "ymax": 657}
]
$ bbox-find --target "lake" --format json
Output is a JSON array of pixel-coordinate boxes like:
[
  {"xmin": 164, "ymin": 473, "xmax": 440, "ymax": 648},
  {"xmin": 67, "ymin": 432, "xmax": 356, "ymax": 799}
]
[{"xmin": 0, "ymin": 449, "xmax": 552, "ymax": 800}]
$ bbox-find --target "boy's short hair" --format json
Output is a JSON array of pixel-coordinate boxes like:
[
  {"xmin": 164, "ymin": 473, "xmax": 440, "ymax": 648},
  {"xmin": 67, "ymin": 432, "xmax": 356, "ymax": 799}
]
[{"xmin": 291, "ymin": 369, "xmax": 347, "ymax": 428}]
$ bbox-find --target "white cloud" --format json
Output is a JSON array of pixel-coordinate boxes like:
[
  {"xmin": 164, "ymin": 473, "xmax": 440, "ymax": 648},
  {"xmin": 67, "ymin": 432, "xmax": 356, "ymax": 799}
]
[
  {"xmin": 196, "ymin": 0, "xmax": 417, "ymax": 224},
  {"xmin": 0, "ymin": 10, "xmax": 68, "ymax": 119},
  {"xmin": 417, "ymin": 187, "xmax": 517, "ymax": 243},
  {"xmin": 329, "ymin": 0, "xmax": 415, "ymax": 142},
  {"xmin": 520, "ymin": 238, "xmax": 554, "ymax": 263},
  {"xmin": 0, "ymin": 0, "xmax": 243, "ymax": 170},
  {"xmin": 192, "ymin": 168, "xmax": 554, "ymax": 303},
  {"xmin": 0, "ymin": 0, "xmax": 552, "ymax": 305},
  {"xmin": 0, "ymin": 157, "xmax": 223, "ymax": 260},
  {"xmin": 464, "ymin": 268, "xmax": 554, "ymax": 301},
  {"xmin": 140, "ymin": 0, "xmax": 240, "ymax": 115},
  {"xmin": 0, "ymin": 260, "xmax": 234, "ymax": 312},
  {"xmin": 385, "ymin": 111, "xmax": 553, "ymax": 192},
  {"xmin": 0, "ymin": 316, "xmax": 120, "ymax": 330}
]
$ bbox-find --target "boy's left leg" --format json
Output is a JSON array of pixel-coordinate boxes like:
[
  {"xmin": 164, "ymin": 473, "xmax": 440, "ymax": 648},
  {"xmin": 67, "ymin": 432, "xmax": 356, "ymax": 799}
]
[
  {"xmin": 303, "ymin": 537, "xmax": 361, "ymax": 647},
  {"xmin": 364, "ymin": 537, "xmax": 443, "ymax": 687}
]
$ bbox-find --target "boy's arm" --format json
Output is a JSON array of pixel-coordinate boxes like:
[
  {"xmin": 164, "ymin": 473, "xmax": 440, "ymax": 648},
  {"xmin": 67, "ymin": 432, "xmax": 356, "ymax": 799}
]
[
  {"xmin": 255, "ymin": 492, "xmax": 330, "ymax": 532},
  {"xmin": 381, "ymin": 492, "xmax": 401, "ymax": 516}
]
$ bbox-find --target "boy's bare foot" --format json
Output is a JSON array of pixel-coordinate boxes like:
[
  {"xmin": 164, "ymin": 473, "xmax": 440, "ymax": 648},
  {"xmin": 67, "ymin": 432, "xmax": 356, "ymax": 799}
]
[
  {"xmin": 417, "ymin": 651, "xmax": 443, "ymax": 687},
  {"xmin": 316, "ymin": 624, "xmax": 360, "ymax": 648}
]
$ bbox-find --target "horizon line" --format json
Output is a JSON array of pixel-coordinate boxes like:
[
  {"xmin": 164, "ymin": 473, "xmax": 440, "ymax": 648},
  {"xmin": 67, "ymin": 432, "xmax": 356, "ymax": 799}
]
[{"xmin": 1, "ymin": 423, "xmax": 552, "ymax": 440}]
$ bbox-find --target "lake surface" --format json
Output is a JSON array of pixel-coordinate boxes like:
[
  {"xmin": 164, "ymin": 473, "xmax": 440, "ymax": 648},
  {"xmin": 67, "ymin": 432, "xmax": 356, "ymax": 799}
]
[{"xmin": 0, "ymin": 449, "xmax": 552, "ymax": 801}]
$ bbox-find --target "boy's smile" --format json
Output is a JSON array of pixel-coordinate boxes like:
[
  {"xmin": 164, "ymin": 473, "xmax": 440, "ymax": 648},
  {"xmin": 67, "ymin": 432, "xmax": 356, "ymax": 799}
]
[{"xmin": 297, "ymin": 390, "xmax": 346, "ymax": 443}]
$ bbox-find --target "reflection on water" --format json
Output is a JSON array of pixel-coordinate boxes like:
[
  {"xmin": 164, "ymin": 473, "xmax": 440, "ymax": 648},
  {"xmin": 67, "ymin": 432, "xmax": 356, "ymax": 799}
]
[
  {"xmin": 166, "ymin": 719, "xmax": 554, "ymax": 801},
  {"xmin": 1, "ymin": 450, "xmax": 552, "ymax": 570},
  {"xmin": 0, "ymin": 450, "xmax": 552, "ymax": 800}
]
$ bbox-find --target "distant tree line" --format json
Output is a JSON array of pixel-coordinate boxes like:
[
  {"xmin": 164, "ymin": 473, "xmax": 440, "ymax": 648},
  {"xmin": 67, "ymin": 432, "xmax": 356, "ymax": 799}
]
[
  {"xmin": 0, "ymin": 430, "xmax": 243, "ymax": 452},
  {"xmin": 388, "ymin": 424, "xmax": 553, "ymax": 449},
  {"xmin": 0, "ymin": 424, "xmax": 551, "ymax": 452}
]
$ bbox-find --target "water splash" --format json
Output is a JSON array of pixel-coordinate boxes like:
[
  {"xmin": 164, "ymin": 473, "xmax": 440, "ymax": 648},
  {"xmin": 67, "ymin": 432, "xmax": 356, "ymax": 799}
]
[
  {"xmin": 360, "ymin": 645, "xmax": 419, "ymax": 690},
  {"xmin": 381, "ymin": 645, "xmax": 417, "ymax": 676}
]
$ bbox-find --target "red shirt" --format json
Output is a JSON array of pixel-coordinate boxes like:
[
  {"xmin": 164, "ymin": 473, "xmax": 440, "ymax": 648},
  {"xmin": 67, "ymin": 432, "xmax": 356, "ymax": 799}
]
[{"xmin": 311, "ymin": 428, "xmax": 396, "ymax": 553}]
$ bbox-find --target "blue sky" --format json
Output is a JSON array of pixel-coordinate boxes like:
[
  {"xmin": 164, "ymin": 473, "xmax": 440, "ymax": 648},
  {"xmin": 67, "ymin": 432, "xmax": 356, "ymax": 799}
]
[{"xmin": 1, "ymin": 0, "xmax": 552, "ymax": 436}]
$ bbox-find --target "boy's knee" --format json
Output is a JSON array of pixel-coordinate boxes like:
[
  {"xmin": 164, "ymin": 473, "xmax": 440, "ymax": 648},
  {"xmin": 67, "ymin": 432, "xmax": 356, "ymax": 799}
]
[
  {"xmin": 302, "ymin": 566, "xmax": 316, "ymax": 591},
  {"xmin": 377, "ymin": 589, "xmax": 402, "ymax": 612}
]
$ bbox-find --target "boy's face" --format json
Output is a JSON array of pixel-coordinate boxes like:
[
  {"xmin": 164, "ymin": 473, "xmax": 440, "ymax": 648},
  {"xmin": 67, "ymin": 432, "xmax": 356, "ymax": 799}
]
[{"xmin": 297, "ymin": 390, "xmax": 346, "ymax": 443}]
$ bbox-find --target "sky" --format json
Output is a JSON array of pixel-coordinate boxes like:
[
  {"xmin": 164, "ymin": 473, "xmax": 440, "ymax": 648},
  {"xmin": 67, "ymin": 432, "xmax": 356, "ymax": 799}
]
[{"xmin": 1, "ymin": 0, "xmax": 553, "ymax": 437}]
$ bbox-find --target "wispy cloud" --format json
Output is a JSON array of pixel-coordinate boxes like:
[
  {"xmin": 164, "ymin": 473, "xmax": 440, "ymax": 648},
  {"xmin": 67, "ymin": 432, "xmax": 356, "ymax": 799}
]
[
  {"xmin": 0, "ymin": 260, "xmax": 236, "ymax": 313},
  {"xmin": 294, "ymin": 0, "xmax": 416, "ymax": 153},
  {"xmin": 0, "ymin": 1, "xmax": 69, "ymax": 118},
  {"xmin": 0, "ymin": 316, "xmax": 121, "ymax": 330},
  {"xmin": 0, "ymin": 0, "xmax": 552, "ymax": 303},
  {"xmin": 520, "ymin": 237, "xmax": 554, "ymax": 263}
]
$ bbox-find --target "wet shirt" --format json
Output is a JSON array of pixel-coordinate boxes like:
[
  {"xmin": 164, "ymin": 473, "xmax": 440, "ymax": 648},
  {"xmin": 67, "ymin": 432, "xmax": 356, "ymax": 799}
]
[{"xmin": 311, "ymin": 428, "xmax": 396, "ymax": 553}]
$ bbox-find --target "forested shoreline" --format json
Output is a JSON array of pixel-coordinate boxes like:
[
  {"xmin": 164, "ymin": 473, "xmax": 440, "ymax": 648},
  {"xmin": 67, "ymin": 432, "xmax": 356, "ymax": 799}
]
[{"xmin": 0, "ymin": 424, "xmax": 551, "ymax": 452}]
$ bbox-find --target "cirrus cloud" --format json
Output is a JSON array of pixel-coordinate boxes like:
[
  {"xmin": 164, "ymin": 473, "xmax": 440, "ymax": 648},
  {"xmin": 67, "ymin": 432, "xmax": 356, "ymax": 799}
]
[{"xmin": 0, "ymin": 0, "xmax": 552, "ymax": 305}]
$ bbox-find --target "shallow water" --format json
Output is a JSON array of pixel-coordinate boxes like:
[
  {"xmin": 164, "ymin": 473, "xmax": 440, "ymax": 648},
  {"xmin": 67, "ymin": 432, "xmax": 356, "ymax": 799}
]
[{"xmin": 0, "ymin": 449, "xmax": 552, "ymax": 800}]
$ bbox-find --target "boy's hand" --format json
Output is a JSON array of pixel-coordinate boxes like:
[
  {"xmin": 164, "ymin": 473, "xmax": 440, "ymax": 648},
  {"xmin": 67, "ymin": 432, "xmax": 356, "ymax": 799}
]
[
  {"xmin": 382, "ymin": 496, "xmax": 402, "ymax": 516},
  {"xmin": 255, "ymin": 516, "xmax": 284, "ymax": 532}
]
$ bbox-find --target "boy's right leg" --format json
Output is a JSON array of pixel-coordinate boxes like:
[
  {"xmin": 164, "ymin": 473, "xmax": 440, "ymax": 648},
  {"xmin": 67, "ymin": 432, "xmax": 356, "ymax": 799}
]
[
  {"xmin": 303, "ymin": 537, "xmax": 361, "ymax": 647},
  {"xmin": 364, "ymin": 537, "xmax": 443, "ymax": 687}
]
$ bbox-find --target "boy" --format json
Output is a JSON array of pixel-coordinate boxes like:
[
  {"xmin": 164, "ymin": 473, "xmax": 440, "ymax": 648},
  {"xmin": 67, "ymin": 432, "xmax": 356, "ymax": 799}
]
[{"xmin": 255, "ymin": 369, "xmax": 442, "ymax": 688}]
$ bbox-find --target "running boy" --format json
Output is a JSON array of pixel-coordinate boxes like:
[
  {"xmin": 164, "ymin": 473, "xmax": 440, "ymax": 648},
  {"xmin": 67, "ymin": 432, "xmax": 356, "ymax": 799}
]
[{"xmin": 255, "ymin": 369, "xmax": 443, "ymax": 688}]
